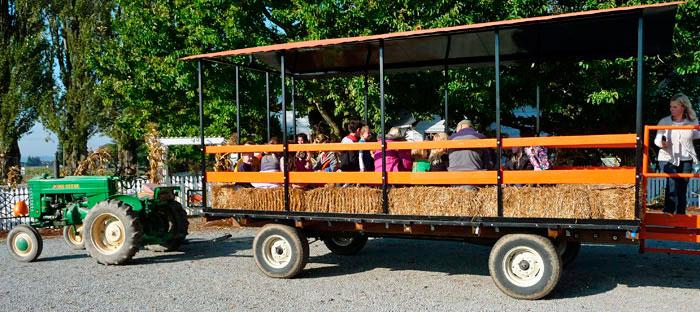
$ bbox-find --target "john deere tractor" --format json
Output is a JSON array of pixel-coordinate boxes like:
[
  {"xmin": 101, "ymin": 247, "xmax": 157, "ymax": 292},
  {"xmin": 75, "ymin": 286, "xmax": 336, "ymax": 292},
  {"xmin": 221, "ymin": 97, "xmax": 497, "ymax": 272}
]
[{"xmin": 6, "ymin": 176, "xmax": 188, "ymax": 264}]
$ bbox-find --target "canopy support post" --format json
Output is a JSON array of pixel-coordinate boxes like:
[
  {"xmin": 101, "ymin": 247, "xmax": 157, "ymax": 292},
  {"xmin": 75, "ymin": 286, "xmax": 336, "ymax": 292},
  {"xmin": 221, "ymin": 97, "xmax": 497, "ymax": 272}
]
[
  {"xmin": 635, "ymin": 15, "xmax": 644, "ymax": 219},
  {"xmin": 197, "ymin": 60, "xmax": 207, "ymax": 210},
  {"xmin": 495, "ymin": 31, "xmax": 503, "ymax": 217},
  {"xmin": 236, "ymin": 66, "xmax": 241, "ymax": 144},
  {"xmin": 444, "ymin": 35, "xmax": 451, "ymax": 134},
  {"xmin": 291, "ymin": 76, "xmax": 296, "ymax": 138},
  {"xmin": 380, "ymin": 40, "xmax": 388, "ymax": 214},
  {"xmin": 266, "ymin": 72, "xmax": 271, "ymax": 142},
  {"xmin": 281, "ymin": 52, "xmax": 289, "ymax": 212},
  {"xmin": 364, "ymin": 45, "xmax": 372, "ymax": 125}
]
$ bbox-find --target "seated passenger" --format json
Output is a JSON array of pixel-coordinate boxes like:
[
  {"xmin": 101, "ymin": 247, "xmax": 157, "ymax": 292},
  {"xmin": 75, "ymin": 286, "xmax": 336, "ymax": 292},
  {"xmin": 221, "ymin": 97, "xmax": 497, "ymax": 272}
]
[
  {"xmin": 373, "ymin": 127, "xmax": 412, "ymax": 172},
  {"xmin": 292, "ymin": 133, "xmax": 312, "ymax": 172},
  {"xmin": 359, "ymin": 125, "xmax": 375, "ymax": 172},
  {"xmin": 312, "ymin": 134, "xmax": 338, "ymax": 172},
  {"xmin": 252, "ymin": 137, "xmax": 283, "ymax": 189},
  {"xmin": 339, "ymin": 120, "xmax": 362, "ymax": 171},
  {"xmin": 428, "ymin": 132, "xmax": 449, "ymax": 171},
  {"xmin": 447, "ymin": 120, "xmax": 487, "ymax": 172}
]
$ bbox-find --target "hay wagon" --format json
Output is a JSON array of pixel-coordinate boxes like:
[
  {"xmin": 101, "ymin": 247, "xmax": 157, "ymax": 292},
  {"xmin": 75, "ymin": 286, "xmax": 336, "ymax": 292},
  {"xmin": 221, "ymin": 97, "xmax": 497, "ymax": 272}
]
[{"xmin": 181, "ymin": 2, "xmax": 699, "ymax": 299}]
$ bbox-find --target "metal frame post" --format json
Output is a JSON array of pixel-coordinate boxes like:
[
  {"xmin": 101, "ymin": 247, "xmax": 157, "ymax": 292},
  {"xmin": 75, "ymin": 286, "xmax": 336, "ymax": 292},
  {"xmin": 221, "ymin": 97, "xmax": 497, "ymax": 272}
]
[
  {"xmin": 281, "ymin": 52, "xmax": 289, "ymax": 211},
  {"xmin": 266, "ymin": 72, "xmax": 271, "ymax": 141},
  {"xmin": 291, "ymin": 77, "xmax": 296, "ymax": 137},
  {"xmin": 635, "ymin": 16, "xmax": 644, "ymax": 219},
  {"xmin": 197, "ymin": 60, "xmax": 207, "ymax": 209},
  {"xmin": 495, "ymin": 31, "xmax": 503, "ymax": 217},
  {"xmin": 364, "ymin": 73, "xmax": 369, "ymax": 124},
  {"xmin": 236, "ymin": 66, "xmax": 241, "ymax": 144},
  {"xmin": 379, "ymin": 40, "xmax": 388, "ymax": 214},
  {"xmin": 444, "ymin": 35, "xmax": 451, "ymax": 134},
  {"xmin": 536, "ymin": 84, "xmax": 540, "ymax": 135}
]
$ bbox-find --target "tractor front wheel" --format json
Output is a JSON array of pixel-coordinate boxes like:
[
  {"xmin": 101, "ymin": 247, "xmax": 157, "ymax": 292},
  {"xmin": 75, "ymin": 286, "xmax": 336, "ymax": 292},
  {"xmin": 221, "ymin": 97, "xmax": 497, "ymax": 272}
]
[
  {"xmin": 144, "ymin": 201, "xmax": 189, "ymax": 252},
  {"xmin": 6, "ymin": 224, "xmax": 43, "ymax": 262},
  {"xmin": 63, "ymin": 225, "xmax": 85, "ymax": 250},
  {"xmin": 83, "ymin": 200, "xmax": 142, "ymax": 265}
]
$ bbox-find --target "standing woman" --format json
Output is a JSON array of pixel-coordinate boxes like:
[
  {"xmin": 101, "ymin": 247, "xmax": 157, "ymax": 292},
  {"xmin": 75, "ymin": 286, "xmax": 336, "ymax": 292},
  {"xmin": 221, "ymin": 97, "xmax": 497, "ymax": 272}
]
[{"xmin": 654, "ymin": 93, "xmax": 699, "ymax": 214}]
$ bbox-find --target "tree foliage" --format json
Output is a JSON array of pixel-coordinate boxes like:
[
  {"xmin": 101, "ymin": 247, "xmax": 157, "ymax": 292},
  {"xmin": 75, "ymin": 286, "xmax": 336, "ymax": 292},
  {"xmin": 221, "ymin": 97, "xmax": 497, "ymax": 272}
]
[{"xmin": 0, "ymin": 0, "xmax": 52, "ymax": 179}]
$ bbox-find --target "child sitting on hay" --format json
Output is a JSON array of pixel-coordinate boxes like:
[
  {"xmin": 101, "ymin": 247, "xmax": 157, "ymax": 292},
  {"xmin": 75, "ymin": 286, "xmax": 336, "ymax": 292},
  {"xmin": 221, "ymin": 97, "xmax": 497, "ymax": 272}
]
[{"xmin": 252, "ymin": 137, "xmax": 283, "ymax": 189}]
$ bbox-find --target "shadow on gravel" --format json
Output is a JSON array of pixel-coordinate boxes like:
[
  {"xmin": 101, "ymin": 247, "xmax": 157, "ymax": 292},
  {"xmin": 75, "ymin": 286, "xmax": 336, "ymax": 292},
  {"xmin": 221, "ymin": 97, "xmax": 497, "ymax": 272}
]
[
  {"xmin": 551, "ymin": 243, "xmax": 700, "ymax": 299},
  {"xmin": 37, "ymin": 253, "xmax": 89, "ymax": 262},
  {"xmin": 304, "ymin": 238, "xmax": 700, "ymax": 300},
  {"xmin": 304, "ymin": 238, "xmax": 491, "ymax": 278},
  {"xmin": 131, "ymin": 236, "xmax": 253, "ymax": 265}
]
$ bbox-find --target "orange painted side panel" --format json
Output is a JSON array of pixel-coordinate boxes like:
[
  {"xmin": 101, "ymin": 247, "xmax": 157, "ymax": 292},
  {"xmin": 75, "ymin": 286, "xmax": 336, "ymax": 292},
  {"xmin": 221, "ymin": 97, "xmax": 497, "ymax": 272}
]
[
  {"xmin": 206, "ymin": 145, "xmax": 283, "ymax": 153},
  {"xmin": 502, "ymin": 134, "xmax": 636, "ymax": 148},
  {"xmin": 502, "ymin": 168, "xmax": 636, "ymax": 184},
  {"xmin": 387, "ymin": 171, "xmax": 498, "ymax": 185},
  {"xmin": 289, "ymin": 172, "xmax": 381, "ymax": 184},
  {"xmin": 207, "ymin": 172, "xmax": 283, "ymax": 183},
  {"xmin": 643, "ymin": 212, "xmax": 700, "ymax": 228},
  {"xmin": 288, "ymin": 142, "xmax": 382, "ymax": 152}
]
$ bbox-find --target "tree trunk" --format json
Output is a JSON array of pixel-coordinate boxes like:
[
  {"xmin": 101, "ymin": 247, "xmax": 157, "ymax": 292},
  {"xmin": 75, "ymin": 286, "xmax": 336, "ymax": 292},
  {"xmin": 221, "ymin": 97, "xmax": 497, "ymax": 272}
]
[
  {"xmin": 0, "ymin": 138, "xmax": 20, "ymax": 181},
  {"xmin": 314, "ymin": 101, "xmax": 341, "ymax": 139},
  {"xmin": 118, "ymin": 139, "xmax": 139, "ymax": 177}
]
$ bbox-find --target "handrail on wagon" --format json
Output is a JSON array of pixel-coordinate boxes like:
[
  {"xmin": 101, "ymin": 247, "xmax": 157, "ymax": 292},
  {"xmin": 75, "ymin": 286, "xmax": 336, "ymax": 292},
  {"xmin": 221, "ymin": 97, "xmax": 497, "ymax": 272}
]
[
  {"xmin": 205, "ymin": 132, "xmax": 637, "ymax": 185},
  {"xmin": 205, "ymin": 133, "xmax": 636, "ymax": 154}
]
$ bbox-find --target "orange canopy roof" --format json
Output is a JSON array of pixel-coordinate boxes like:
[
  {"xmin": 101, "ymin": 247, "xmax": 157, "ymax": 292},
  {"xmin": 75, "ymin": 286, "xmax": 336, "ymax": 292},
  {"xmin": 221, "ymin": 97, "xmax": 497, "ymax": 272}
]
[{"xmin": 182, "ymin": 2, "xmax": 682, "ymax": 76}]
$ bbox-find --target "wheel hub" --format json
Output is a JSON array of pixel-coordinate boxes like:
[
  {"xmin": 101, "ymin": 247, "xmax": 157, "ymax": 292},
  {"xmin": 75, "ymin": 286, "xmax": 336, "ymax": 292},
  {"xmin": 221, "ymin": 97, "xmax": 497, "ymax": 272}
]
[
  {"xmin": 262, "ymin": 235, "xmax": 292, "ymax": 269},
  {"xmin": 12, "ymin": 233, "xmax": 33, "ymax": 256},
  {"xmin": 91, "ymin": 213, "xmax": 126, "ymax": 255},
  {"xmin": 503, "ymin": 246, "xmax": 544, "ymax": 287}
]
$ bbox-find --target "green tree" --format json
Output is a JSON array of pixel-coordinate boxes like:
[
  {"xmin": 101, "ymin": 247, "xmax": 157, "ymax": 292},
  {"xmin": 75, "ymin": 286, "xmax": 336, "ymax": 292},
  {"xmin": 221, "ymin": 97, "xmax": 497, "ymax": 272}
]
[
  {"xmin": 39, "ymin": 0, "xmax": 112, "ymax": 171},
  {"xmin": 0, "ymin": 0, "xmax": 52, "ymax": 180}
]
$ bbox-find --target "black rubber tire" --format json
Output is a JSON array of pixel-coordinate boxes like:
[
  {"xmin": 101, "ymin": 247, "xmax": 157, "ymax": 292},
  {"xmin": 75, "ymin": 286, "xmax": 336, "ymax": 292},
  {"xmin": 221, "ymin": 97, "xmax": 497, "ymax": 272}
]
[
  {"xmin": 557, "ymin": 241, "xmax": 581, "ymax": 268},
  {"xmin": 63, "ymin": 225, "xmax": 85, "ymax": 250},
  {"xmin": 144, "ymin": 201, "xmax": 189, "ymax": 252},
  {"xmin": 253, "ymin": 224, "xmax": 309, "ymax": 278},
  {"xmin": 322, "ymin": 233, "xmax": 368, "ymax": 255},
  {"xmin": 6, "ymin": 224, "xmax": 43, "ymax": 262},
  {"xmin": 488, "ymin": 234, "xmax": 562, "ymax": 300},
  {"xmin": 83, "ymin": 200, "xmax": 142, "ymax": 265}
]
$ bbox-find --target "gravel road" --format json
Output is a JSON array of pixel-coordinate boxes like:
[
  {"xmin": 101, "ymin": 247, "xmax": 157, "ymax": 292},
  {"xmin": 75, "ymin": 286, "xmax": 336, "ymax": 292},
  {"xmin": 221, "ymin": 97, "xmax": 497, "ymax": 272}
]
[{"xmin": 1, "ymin": 227, "xmax": 699, "ymax": 311}]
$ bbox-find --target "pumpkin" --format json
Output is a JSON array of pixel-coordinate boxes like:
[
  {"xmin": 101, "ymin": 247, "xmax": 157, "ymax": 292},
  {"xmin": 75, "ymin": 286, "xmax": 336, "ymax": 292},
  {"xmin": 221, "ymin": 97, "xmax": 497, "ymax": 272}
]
[{"xmin": 13, "ymin": 200, "xmax": 28, "ymax": 217}]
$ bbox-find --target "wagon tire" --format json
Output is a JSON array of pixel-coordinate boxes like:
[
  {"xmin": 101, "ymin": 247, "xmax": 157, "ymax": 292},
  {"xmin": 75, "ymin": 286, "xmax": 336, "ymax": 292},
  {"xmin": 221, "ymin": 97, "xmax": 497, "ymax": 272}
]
[
  {"xmin": 488, "ymin": 234, "xmax": 561, "ymax": 300},
  {"xmin": 322, "ymin": 233, "xmax": 368, "ymax": 255},
  {"xmin": 253, "ymin": 224, "xmax": 309, "ymax": 278}
]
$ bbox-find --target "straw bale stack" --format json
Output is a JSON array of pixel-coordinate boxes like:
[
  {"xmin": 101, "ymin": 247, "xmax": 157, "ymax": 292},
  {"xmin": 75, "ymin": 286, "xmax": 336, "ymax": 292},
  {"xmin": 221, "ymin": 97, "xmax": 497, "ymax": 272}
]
[
  {"xmin": 210, "ymin": 184, "xmax": 303, "ymax": 211},
  {"xmin": 304, "ymin": 187, "xmax": 383, "ymax": 214},
  {"xmin": 210, "ymin": 184, "xmax": 635, "ymax": 220},
  {"xmin": 387, "ymin": 187, "xmax": 497, "ymax": 216}
]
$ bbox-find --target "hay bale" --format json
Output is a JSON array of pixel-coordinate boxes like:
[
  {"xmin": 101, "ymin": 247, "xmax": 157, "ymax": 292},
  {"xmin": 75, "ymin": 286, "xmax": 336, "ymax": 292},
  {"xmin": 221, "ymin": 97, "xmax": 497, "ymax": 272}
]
[
  {"xmin": 211, "ymin": 184, "xmax": 303, "ymax": 211},
  {"xmin": 388, "ymin": 187, "xmax": 495, "ymax": 216},
  {"xmin": 211, "ymin": 183, "xmax": 635, "ymax": 220},
  {"xmin": 304, "ymin": 187, "xmax": 382, "ymax": 214},
  {"xmin": 502, "ymin": 185, "xmax": 635, "ymax": 219}
]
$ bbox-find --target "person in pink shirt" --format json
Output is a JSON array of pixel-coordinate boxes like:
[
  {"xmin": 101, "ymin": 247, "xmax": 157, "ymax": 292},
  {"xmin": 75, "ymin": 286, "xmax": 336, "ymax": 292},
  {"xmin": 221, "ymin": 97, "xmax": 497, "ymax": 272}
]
[{"xmin": 373, "ymin": 127, "xmax": 412, "ymax": 172}]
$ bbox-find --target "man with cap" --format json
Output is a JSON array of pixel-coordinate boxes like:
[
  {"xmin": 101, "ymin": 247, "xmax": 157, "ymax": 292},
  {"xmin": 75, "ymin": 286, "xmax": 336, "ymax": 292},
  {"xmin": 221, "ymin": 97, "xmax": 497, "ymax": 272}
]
[{"xmin": 447, "ymin": 120, "xmax": 491, "ymax": 189}]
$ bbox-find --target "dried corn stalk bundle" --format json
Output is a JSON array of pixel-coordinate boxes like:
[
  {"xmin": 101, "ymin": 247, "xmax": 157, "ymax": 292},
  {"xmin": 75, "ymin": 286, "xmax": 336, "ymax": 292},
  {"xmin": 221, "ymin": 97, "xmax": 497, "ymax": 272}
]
[
  {"xmin": 144, "ymin": 123, "xmax": 165, "ymax": 184},
  {"xmin": 74, "ymin": 147, "xmax": 112, "ymax": 176}
]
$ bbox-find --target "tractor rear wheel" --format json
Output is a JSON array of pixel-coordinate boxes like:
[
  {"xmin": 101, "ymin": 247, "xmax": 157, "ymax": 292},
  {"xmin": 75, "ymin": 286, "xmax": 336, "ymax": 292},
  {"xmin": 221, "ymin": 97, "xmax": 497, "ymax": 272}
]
[
  {"xmin": 6, "ymin": 224, "xmax": 43, "ymax": 262},
  {"xmin": 63, "ymin": 225, "xmax": 85, "ymax": 250},
  {"xmin": 144, "ymin": 201, "xmax": 189, "ymax": 252},
  {"xmin": 83, "ymin": 200, "xmax": 142, "ymax": 265}
]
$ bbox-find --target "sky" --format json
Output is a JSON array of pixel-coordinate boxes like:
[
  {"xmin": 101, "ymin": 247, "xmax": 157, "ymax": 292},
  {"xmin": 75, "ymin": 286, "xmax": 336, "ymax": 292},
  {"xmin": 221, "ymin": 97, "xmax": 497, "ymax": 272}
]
[{"xmin": 18, "ymin": 122, "xmax": 113, "ymax": 161}]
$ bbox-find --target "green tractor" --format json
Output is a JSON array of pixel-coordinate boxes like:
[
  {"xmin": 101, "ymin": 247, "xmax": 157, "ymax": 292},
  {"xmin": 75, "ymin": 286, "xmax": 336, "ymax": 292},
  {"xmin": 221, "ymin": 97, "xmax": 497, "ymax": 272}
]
[{"xmin": 6, "ymin": 176, "xmax": 189, "ymax": 264}]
